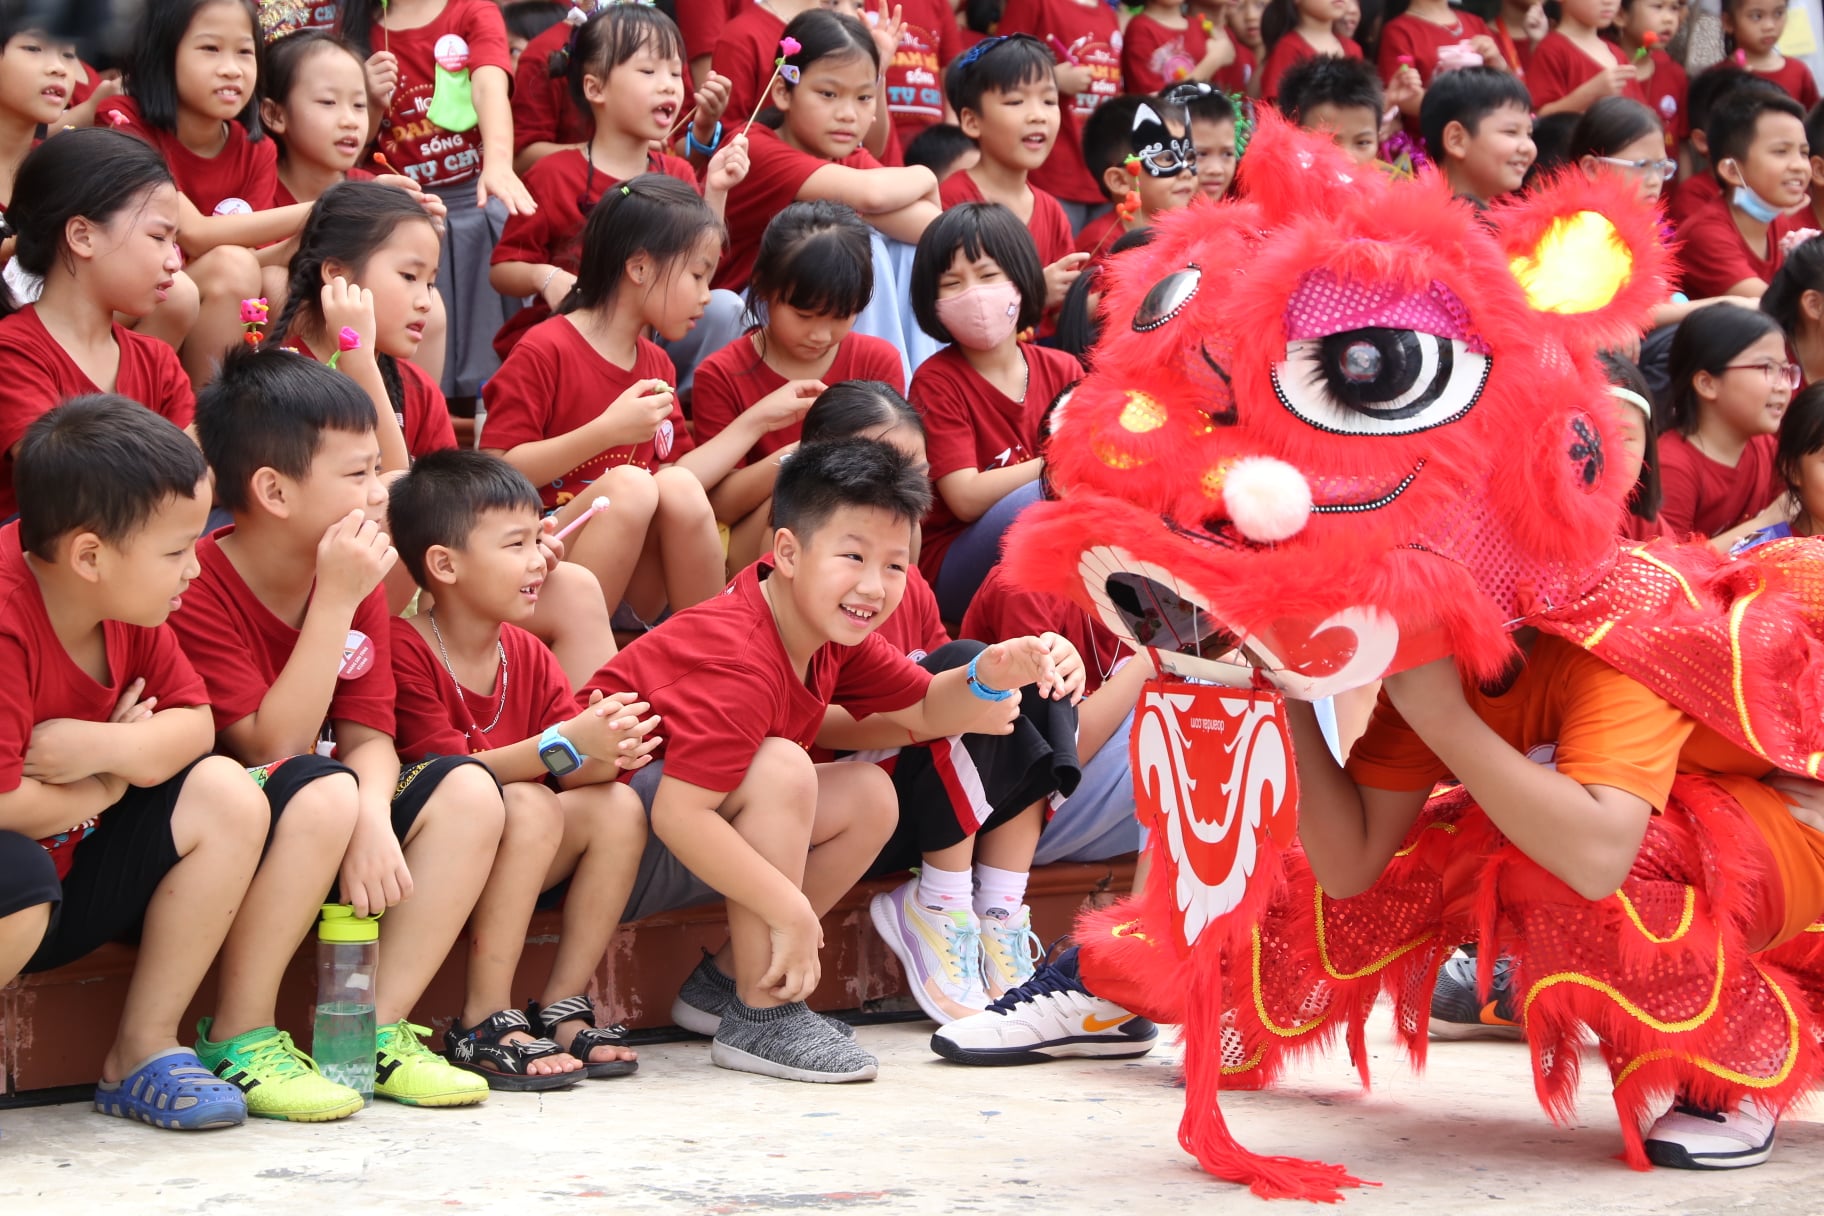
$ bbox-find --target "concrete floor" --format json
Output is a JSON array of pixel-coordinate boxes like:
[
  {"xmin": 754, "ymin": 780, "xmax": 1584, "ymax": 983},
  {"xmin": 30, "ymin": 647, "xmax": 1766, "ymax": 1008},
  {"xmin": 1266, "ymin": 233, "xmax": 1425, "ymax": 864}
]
[{"xmin": 3, "ymin": 1013, "xmax": 1822, "ymax": 1216}]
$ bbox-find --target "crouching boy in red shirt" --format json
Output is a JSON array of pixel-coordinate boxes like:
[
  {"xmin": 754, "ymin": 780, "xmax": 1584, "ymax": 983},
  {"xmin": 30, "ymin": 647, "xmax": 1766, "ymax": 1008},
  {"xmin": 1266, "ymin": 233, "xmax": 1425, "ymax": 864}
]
[
  {"xmin": 580, "ymin": 438, "xmax": 1063, "ymax": 1082},
  {"xmin": 387, "ymin": 450, "xmax": 658, "ymax": 1089}
]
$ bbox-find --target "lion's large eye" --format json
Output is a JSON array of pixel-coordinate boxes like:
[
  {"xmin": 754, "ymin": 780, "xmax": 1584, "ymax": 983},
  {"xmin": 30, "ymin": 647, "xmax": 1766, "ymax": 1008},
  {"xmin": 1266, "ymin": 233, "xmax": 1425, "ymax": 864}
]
[
  {"xmin": 1272, "ymin": 327, "xmax": 1488, "ymax": 435},
  {"xmin": 1132, "ymin": 267, "xmax": 1201, "ymax": 332}
]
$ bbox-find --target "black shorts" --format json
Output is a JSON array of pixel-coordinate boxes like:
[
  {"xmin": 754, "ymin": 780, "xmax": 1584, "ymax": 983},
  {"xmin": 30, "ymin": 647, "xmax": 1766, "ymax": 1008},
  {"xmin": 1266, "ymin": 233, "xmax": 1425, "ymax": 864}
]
[
  {"xmin": 866, "ymin": 640, "xmax": 1083, "ymax": 878},
  {"xmin": 325, "ymin": 754, "xmax": 493, "ymax": 902}
]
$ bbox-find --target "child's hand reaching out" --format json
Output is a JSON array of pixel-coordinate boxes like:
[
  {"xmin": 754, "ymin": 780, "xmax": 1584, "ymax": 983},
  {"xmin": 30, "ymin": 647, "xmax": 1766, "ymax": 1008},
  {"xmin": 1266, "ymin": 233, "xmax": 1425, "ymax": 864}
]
[
  {"xmin": 568, "ymin": 690, "xmax": 663, "ymax": 771},
  {"xmin": 478, "ymin": 158, "xmax": 537, "ymax": 216},
  {"xmin": 365, "ymin": 51, "xmax": 399, "ymax": 109},
  {"xmin": 864, "ymin": 4, "xmax": 906, "ymax": 67},
  {"xmin": 372, "ymin": 173, "xmax": 449, "ymax": 234},
  {"xmin": 1039, "ymin": 632, "xmax": 1088, "ymax": 704},
  {"xmin": 745, "ymin": 378, "xmax": 825, "ymax": 435},
  {"xmin": 596, "ymin": 378, "xmax": 676, "ymax": 447},
  {"xmin": 761, "ymin": 895, "xmax": 826, "ymax": 1002},
  {"xmin": 705, "ymin": 133, "xmax": 752, "ymax": 196},
  {"xmin": 1043, "ymin": 252, "xmax": 1090, "ymax": 310}
]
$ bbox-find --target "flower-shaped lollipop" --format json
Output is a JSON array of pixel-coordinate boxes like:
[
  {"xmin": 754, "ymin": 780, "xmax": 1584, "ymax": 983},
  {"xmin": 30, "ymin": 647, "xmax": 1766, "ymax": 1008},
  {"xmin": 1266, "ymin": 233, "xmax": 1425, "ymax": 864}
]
[{"xmin": 745, "ymin": 36, "xmax": 804, "ymax": 133}]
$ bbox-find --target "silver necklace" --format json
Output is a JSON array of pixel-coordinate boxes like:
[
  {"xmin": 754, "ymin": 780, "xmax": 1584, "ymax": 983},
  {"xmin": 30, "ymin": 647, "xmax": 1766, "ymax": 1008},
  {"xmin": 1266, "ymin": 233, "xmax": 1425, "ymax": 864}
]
[{"xmin": 426, "ymin": 609, "xmax": 509, "ymax": 739}]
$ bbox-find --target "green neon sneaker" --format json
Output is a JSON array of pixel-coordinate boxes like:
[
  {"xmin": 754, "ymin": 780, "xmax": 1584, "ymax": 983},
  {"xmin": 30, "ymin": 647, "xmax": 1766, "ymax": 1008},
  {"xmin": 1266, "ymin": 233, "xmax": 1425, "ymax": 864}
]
[
  {"xmin": 195, "ymin": 1020, "xmax": 364, "ymax": 1123},
  {"xmin": 374, "ymin": 1020, "xmax": 489, "ymax": 1107}
]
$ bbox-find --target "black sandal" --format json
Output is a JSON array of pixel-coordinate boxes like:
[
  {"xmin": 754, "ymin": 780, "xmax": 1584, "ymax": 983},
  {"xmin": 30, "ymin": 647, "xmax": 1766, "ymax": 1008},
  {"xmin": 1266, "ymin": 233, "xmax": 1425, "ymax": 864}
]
[
  {"xmin": 529, "ymin": 995, "xmax": 639, "ymax": 1078},
  {"xmin": 444, "ymin": 1009, "xmax": 581, "ymax": 1091}
]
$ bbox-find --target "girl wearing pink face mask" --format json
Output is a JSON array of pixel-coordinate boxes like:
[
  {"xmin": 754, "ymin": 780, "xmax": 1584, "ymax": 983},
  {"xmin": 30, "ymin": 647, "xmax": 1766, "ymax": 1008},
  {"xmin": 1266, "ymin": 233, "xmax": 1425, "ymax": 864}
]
[{"xmin": 907, "ymin": 202, "xmax": 1085, "ymax": 619}]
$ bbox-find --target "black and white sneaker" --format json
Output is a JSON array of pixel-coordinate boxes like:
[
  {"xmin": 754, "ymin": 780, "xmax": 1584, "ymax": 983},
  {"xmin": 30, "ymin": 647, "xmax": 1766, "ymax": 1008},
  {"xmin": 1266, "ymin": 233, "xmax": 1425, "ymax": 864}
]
[
  {"xmin": 1429, "ymin": 949, "xmax": 1524, "ymax": 1040},
  {"xmin": 930, "ymin": 946, "xmax": 1158, "ymax": 1066},
  {"xmin": 1644, "ymin": 1098, "xmax": 1777, "ymax": 1170},
  {"xmin": 669, "ymin": 950, "xmax": 854, "ymax": 1037},
  {"xmin": 710, "ymin": 999, "xmax": 878, "ymax": 1083}
]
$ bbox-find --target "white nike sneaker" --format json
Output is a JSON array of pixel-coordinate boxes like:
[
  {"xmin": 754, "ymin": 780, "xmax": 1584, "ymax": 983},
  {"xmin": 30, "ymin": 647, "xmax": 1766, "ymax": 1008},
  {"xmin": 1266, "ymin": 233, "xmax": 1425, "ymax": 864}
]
[{"xmin": 931, "ymin": 945, "xmax": 1158, "ymax": 1065}]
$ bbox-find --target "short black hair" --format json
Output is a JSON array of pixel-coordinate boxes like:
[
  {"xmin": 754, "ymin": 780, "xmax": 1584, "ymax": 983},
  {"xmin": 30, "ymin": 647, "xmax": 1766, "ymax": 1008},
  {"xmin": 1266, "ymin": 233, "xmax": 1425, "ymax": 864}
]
[
  {"xmin": 772, "ymin": 437, "xmax": 932, "ymax": 539},
  {"xmin": 1776, "ymin": 381, "xmax": 1824, "ymax": 497},
  {"xmin": 1567, "ymin": 96, "xmax": 1662, "ymax": 162},
  {"xmin": 1706, "ymin": 87, "xmax": 1807, "ymax": 183},
  {"xmin": 1688, "ymin": 66, "xmax": 1776, "ymax": 142},
  {"xmin": 1081, "ymin": 93, "xmax": 1147, "ymax": 200},
  {"xmin": 1666, "ymin": 301, "xmax": 1786, "ymax": 433},
  {"xmin": 555, "ymin": 4, "xmax": 686, "ymax": 121},
  {"xmin": 195, "ymin": 345, "xmax": 377, "ymax": 512},
  {"xmin": 503, "ymin": 0, "xmax": 566, "ymax": 44},
  {"xmin": 1808, "ymin": 96, "xmax": 1824, "ymax": 162},
  {"xmin": 1764, "ymin": 234, "xmax": 1824, "ymax": 335},
  {"xmin": 746, "ymin": 200, "xmax": 875, "ymax": 329},
  {"xmin": 1420, "ymin": 65, "xmax": 1533, "ymax": 163},
  {"xmin": 1162, "ymin": 82, "xmax": 1236, "ymax": 129},
  {"xmin": 388, "ymin": 449, "xmax": 544, "ymax": 587},
  {"xmin": 1524, "ymin": 111, "xmax": 1581, "ymax": 189},
  {"xmin": 909, "ymin": 202, "xmax": 1046, "ymax": 343},
  {"xmin": 801, "ymin": 380, "xmax": 925, "ymax": 445},
  {"xmin": 130, "ymin": 0, "xmax": 264, "ymax": 138},
  {"xmin": 904, "ymin": 122, "xmax": 978, "ymax": 178},
  {"xmin": 943, "ymin": 32, "xmax": 1055, "ymax": 117},
  {"xmin": 1276, "ymin": 55, "xmax": 1382, "ymax": 125},
  {"xmin": 0, "ymin": 129, "xmax": 172, "ymax": 305},
  {"xmin": 16, "ymin": 395, "xmax": 207, "ymax": 560}
]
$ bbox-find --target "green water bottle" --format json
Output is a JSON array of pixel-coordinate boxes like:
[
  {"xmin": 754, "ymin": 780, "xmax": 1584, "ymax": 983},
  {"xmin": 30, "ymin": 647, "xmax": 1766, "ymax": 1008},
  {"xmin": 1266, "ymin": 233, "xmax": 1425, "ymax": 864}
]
[{"xmin": 312, "ymin": 904, "xmax": 379, "ymax": 1104}]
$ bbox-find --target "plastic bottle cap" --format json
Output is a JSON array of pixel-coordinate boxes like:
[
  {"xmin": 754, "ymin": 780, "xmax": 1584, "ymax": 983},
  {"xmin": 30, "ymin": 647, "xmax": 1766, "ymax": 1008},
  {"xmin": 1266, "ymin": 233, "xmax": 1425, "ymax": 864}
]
[{"xmin": 319, "ymin": 902, "xmax": 381, "ymax": 943}]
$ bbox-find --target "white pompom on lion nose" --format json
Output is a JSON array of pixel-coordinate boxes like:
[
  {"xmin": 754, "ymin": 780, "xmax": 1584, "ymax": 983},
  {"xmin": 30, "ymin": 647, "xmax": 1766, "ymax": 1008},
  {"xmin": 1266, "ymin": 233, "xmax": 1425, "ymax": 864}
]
[{"xmin": 1221, "ymin": 456, "xmax": 1313, "ymax": 542}]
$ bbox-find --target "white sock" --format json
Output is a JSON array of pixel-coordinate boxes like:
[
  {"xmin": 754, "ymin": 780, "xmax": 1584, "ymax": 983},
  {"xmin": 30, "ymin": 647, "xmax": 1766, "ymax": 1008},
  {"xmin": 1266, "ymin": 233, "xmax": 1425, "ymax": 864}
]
[
  {"xmin": 916, "ymin": 863, "xmax": 973, "ymax": 912},
  {"xmin": 973, "ymin": 864, "xmax": 1029, "ymax": 923}
]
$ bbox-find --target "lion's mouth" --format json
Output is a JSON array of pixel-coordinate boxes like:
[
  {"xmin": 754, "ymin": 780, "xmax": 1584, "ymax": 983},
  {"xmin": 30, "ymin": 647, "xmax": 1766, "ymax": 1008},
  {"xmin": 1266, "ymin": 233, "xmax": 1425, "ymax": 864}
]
[{"xmin": 1165, "ymin": 460, "xmax": 1427, "ymax": 554}]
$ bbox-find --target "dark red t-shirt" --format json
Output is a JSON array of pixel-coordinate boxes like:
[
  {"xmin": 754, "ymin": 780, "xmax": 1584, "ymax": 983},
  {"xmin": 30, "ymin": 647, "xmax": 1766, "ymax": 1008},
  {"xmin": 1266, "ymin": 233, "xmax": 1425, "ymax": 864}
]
[
  {"xmin": 0, "ymin": 306, "xmax": 195, "ymax": 519},
  {"xmin": 961, "ymin": 561, "xmax": 1122, "ymax": 696},
  {"xmin": 1676, "ymin": 192, "xmax": 1804, "ymax": 298},
  {"xmin": 911, "ymin": 343, "xmax": 1082, "ymax": 582},
  {"xmin": 1654, "ymin": 430, "xmax": 1785, "ymax": 539},
  {"xmin": 999, "ymin": 0, "xmax": 1122, "ymax": 205},
  {"xmin": 1667, "ymin": 170, "xmax": 1721, "ymax": 230},
  {"xmin": 271, "ymin": 164, "xmax": 375, "ymax": 208},
  {"xmin": 490, "ymin": 146, "xmax": 698, "ymax": 358},
  {"xmin": 283, "ymin": 337, "xmax": 456, "ymax": 461},
  {"xmin": 692, "ymin": 330, "xmax": 906, "ymax": 464},
  {"xmin": 0, "ymin": 521, "xmax": 208, "ymax": 878},
  {"xmin": 871, "ymin": 564, "xmax": 950, "ymax": 661},
  {"xmin": 513, "ymin": 19, "xmax": 592, "ymax": 156},
  {"xmin": 481, "ymin": 322, "xmax": 692, "ymax": 509},
  {"xmin": 1122, "ymin": 12, "xmax": 1211, "ymax": 94},
  {"xmin": 167, "ymin": 529, "xmax": 396, "ymax": 746},
  {"xmin": 364, "ymin": 0, "xmax": 512, "ymax": 188},
  {"xmin": 886, "ymin": 0, "xmax": 964, "ymax": 149},
  {"xmin": 390, "ymin": 617, "xmax": 574, "ymax": 759},
  {"xmin": 940, "ymin": 169, "xmax": 1074, "ymax": 265},
  {"xmin": 1375, "ymin": 12, "xmax": 1492, "ymax": 88},
  {"xmin": 712, "ymin": 5, "xmax": 789, "ymax": 140},
  {"xmin": 1260, "ymin": 31, "xmax": 1363, "ymax": 102},
  {"xmin": 579, "ymin": 560, "xmax": 932, "ymax": 791},
  {"xmin": 1753, "ymin": 56, "xmax": 1821, "ymax": 110},
  {"xmin": 717, "ymin": 124, "xmax": 882, "ymax": 293},
  {"xmin": 1073, "ymin": 208, "xmax": 1124, "ymax": 265},
  {"xmin": 97, "ymin": 96, "xmax": 278, "ymax": 216},
  {"xmin": 1633, "ymin": 48, "xmax": 1690, "ymax": 141}
]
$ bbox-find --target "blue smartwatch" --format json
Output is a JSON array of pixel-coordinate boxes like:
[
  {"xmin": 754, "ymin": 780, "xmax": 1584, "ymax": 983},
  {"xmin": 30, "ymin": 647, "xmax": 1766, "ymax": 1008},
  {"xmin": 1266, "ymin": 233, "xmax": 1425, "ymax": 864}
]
[
  {"xmin": 966, "ymin": 653, "xmax": 1015, "ymax": 702},
  {"xmin": 537, "ymin": 725, "xmax": 583, "ymax": 777},
  {"xmin": 687, "ymin": 121, "xmax": 724, "ymax": 157}
]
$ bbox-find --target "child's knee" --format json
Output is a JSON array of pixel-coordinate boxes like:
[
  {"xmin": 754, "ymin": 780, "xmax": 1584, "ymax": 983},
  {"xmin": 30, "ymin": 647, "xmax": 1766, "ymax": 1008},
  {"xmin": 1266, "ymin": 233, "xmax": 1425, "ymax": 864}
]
[
  {"xmin": 595, "ymin": 464, "xmax": 659, "ymax": 521},
  {"xmin": 653, "ymin": 466, "xmax": 713, "ymax": 522},
  {"xmin": 538, "ymin": 562, "xmax": 609, "ymax": 625},
  {"xmin": 830, "ymin": 763, "xmax": 899, "ymax": 843},
  {"xmin": 181, "ymin": 755, "xmax": 270, "ymax": 845},
  {"xmin": 276, "ymin": 770, "xmax": 361, "ymax": 846},
  {"xmin": 188, "ymin": 244, "xmax": 262, "ymax": 299},
  {"xmin": 503, "ymin": 780, "xmax": 565, "ymax": 851},
  {"xmin": 749, "ymin": 738, "xmax": 819, "ymax": 820},
  {"xmin": 423, "ymin": 762, "xmax": 508, "ymax": 839},
  {"xmin": 574, "ymin": 781, "xmax": 649, "ymax": 850}
]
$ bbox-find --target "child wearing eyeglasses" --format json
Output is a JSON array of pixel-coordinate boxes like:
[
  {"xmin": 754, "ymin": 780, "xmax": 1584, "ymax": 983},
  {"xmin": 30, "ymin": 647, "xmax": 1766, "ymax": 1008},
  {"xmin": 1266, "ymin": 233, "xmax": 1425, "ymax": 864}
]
[{"xmin": 1658, "ymin": 302, "xmax": 1799, "ymax": 549}]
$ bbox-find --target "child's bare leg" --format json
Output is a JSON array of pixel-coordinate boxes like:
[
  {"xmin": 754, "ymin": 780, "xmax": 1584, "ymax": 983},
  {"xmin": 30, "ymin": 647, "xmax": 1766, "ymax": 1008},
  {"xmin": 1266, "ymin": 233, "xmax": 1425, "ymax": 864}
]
[
  {"xmin": 259, "ymin": 263, "xmax": 290, "ymax": 324},
  {"xmin": 975, "ymin": 802, "xmax": 1043, "ymax": 873},
  {"xmin": 209, "ymin": 772, "xmax": 359, "ymax": 1039},
  {"xmin": 523, "ymin": 562, "xmax": 616, "ymax": 687},
  {"xmin": 648, "ymin": 466, "xmax": 725, "ymax": 613},
  {"xmin": 801, "ymin": 763, "xmax": 898, "ymax": 918},
  {"xmin": 561, "ymin": 465, "xmax": 659, "ymax": 615},
  {"xmin": 720, "ymin": 738, "xmax": 819, "ymax": 1008},
  {"xmin": 725, "ymin": 500, "xmax": 775, "ymax": 579},
  {"xmin": 126, "ymin": 269, "xmax": 199, "ymax": 352},
  {"xmin": 103, "ymin": 757, "xmax": 266, "ymax": 1082},
  {"xmin": 374, "ymin": 763, "xmax": 506, "ymax": 1025},
  {"xmin": 413, "ymin": 288, "xmax": 448, "ymax": 387},
  {"xmin": 462, "ymin": 781, "xmax": 573, "ymax": 1075},
  {"xmin": 539, "ymin": 782, "xmax": 648, "ymax": 1063},
  {"xmin": 179, "ymin": 245, "xmax": 263, "ymax": 387},
  {"xmin": 0, "ymin": 903, "xmax": 50, "ymax": 987}
]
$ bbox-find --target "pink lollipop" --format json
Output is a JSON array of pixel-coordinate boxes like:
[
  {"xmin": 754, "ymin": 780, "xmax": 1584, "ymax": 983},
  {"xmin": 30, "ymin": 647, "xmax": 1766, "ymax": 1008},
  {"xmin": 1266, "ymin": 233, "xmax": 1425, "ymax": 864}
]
[{"xmin": 554, "ymin": 497, "xmax": 610, "ymax": 541}]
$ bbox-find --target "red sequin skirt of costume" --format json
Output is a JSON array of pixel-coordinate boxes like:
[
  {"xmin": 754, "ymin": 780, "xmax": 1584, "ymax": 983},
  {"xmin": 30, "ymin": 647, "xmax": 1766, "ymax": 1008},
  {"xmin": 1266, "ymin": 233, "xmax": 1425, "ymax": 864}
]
[{"xmin": 1218, "ymin": 777, "xmax": 1824, "ymax": 1168}]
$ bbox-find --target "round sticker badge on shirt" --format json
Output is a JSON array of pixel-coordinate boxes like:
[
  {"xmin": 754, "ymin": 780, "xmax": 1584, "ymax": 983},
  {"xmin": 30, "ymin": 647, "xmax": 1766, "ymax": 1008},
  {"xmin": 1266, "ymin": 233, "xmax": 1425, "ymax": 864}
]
[
  {"xmin": 339, "ymin": 630, "xmax": 376, "ymax": 680},
  {"xmin": 1659, "ymin": 95, "xmax": 1678, "ymax": 121},
  {"xmin": 655, "ymin": 418, "xmax": 675, "ymax": 460},
  {"xmin": 434, "ymin": 34, "xmax": 471, "ymax": 71},
  {"xmin": 214, "ymin": 198, "xmax": 253, "ymax": 216}
]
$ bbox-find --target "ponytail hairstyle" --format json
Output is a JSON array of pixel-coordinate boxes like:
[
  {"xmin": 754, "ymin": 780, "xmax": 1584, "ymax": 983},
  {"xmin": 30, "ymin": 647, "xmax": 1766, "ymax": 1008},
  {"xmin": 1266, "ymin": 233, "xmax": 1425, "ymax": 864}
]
[
  {"xmin": 744, "ymin": 200, "xmax": 875, "ymax": 352},
  {"xmin": 129, "ymin": 0, "xmax": 264, "ymax": 138},
  {"xmin": 260, "ymin": 29, "xmax": 368, "ymax": 163},
  {"xmin": 560, "ymin": 172, "xmax": 723, "ymax": 317},
  {"xmin": 759, "ymin": 10, "xmax": 880, "ymax": 129},
  {"xmin": 1665, "ymin": 301, "xmax": 1787, "ymax": 434},
  {"xmin": 554, "ymin": 4, "xmax": 685, "ymax": 125},
  {"xmin": 265, "ymin": 181, "xmax": 440, "ymax": 425},
  {"xmin": 0, "ymin": 128, "xmax": 173, "ymax": 319},
  {"xmin": 801, "ymin": 380, "xmax": 926, "ymax": 447},
  {"xmin": 1763, "ymin": 235, "xmax": 1824, "ymax": 340}
]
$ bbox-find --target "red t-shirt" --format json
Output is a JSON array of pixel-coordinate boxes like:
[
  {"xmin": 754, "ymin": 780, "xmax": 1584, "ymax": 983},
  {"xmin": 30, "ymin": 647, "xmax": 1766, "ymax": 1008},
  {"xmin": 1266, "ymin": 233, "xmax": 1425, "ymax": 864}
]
[
  {"xmin": 0, "ymin": 521, "xmax": 208, "ymax": 878},
  {"xmin": 1219, "ymin": 40, "xmax": 1256, "ymax": 93},
  {"xmin": 1489, "ymin": 19, "xmax": 1534, "ymax": 81},
  {"xmin": 692, "ymin": 330, "xmax": 907, "ymax": 464},
  {"xmin": 712, "ymin": 5, "xmax": 789, "ymax": 143},
  {"xmin": 961, "ymin": 561, "xmax": 1123, "ymax": 695},
  {"xmin": 872, "ymin": 564, "xmax": 950, "ymax": 660},
  {"xmin": 481, "ymin": 322, "xmax": 693, "ymax": 509},
  {"xmin": 1634, "ymin": 48, "xmax": 1690, "ymax": 141},
  {"xmin": 886, "ymin": 0, "xmax": 964, "ymax": 149},
  {"xmin": 271, "ymin": 164, "xmax": 375, "ymax": 208},
  {"xmin": 579, "ymin": 560, "xmax": 932, "ymax": 791},
  {"xmin": 97, "ymin": 96, "xmax": 277, "ymax": 216},
  {"xmin": 390, "ymin": 618, "xmax": 575, "ymax": 759},
  {"xmin": 677, "ymin": 0, "xmax": 727, "ymax": 64},
  {"xmin": 1122, "ymin": 13, "xmax": 1210, "ymax": 94},
  {"xmin": 513, "ymin": 19, "xmax": 592, "ymax": 156},
  {"xmin": 1376, "ymin": 11, "xmax": 1492, "ymax": 88},
  {"xmin": 717, "ymin": 124, "xmax": 882, "ymax": 293},
  {"xmin": 1260, "ymin": 31, "xmax": 1364, "ymax": 102},
  {"xmin": 168, "ymin": 529, "xmax": 396, "ymax": 746},
  {"xmin": 1676, "ymin": 192, "xmax": 1803, "ymax": 298},
  {"xmin": 939, "ymin": 170, "xmax": 1074, "ymax": 265},
  {"xmin": 1654, "ymin": 431, "xmax": 1785, "ymax": 539},
  {"xmin": 261, "ymin": 0, "xmax": 340, "ymax": 41},
  {"xmin": 1073, "ymin": 209, "xmax": 1124, "ymax": 264},
  {"xmin": 1667, "ymin": 170, "xmax": 1720, "ymax": 230},
  {"xmin": 283, "ymin": 337, "xmax": 456, "ymax": 461},
  {"xmin": 911, "ymin": 342, "xmax": 1082, "ymax": 582},
  {"xmin": 0, "ymin": 306, "xmax": 195, "ymax": 519},
  {"xmin": 1753, "ymin": 56, "xmax": 1821, "ymax": 110},
  {"xmin": 367, "ymin": 0, "xmax": 512, "ymax": 188},
  {"xmin": 490, "ymin": 147, "xmax": 698, "ymax": 358},
  {"xmin": 1000, "ymin": 0, "xmax": 1122, "ymax": 205}
]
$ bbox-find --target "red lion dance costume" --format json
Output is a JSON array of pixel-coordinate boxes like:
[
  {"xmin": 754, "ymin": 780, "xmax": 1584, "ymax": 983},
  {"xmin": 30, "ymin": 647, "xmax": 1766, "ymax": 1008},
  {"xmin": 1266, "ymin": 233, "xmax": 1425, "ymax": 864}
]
[{"xmin": 1008, "ymin": 113, "xmax": 1824, "ymax": 1201}]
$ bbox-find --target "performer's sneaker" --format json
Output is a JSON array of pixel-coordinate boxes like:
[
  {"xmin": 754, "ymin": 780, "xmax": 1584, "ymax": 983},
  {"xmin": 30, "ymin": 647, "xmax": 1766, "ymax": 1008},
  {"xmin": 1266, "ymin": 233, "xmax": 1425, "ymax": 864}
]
[
  {"xmin": 1644, "ymin": 1098, "xmax": 1777, "ymax": 1170},
  {"xmin": 931, "ymin": 945, "xmax": 1158, "ymax": 1065},
  {"xmin": 869, "ymin": 877, "xmax": 990, "ymax": 1024},
  {"xmin": 1428, "ymin": 949, "xmax": 1523, "ymax": 1040}
]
